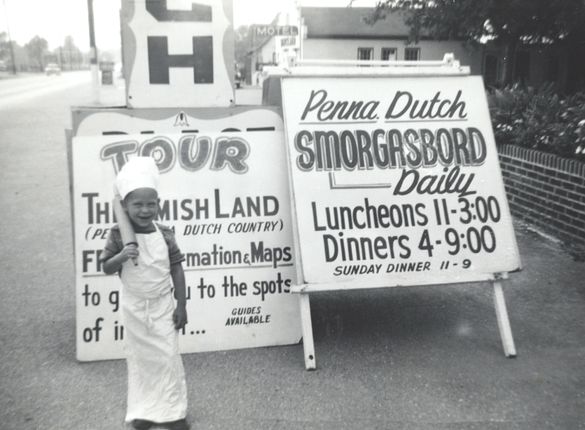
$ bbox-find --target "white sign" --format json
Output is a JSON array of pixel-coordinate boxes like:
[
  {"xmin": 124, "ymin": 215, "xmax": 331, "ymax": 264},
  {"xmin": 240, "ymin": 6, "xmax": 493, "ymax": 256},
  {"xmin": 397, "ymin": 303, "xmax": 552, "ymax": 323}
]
[
  {"xmin": 71, "ymin": 107, "xmax": 301, "ymax": 361},
  {"xmin": 281, "ymin": 76, "xmax": 521, "ymax": 291},
  {"xmin": 121, "ymin": 0, "xmax": 235, "ymax": 108},
  {"xmin": 280, "ymin": 37, "xmax": 297, "ymax": 48},
  {"xmin": 255, "ymin": 25, "xmax": 298, "ymax": 37}
]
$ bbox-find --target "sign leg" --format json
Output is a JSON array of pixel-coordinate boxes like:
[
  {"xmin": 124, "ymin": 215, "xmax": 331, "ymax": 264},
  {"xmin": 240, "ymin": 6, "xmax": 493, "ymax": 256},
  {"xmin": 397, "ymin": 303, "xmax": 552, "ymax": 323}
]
[
  {"xmin": 492, "ymin": 280, "xmax": 517, "ymax": 357},
  {"xmin": 299, "ymin": 293, "xmax": 317, "ymax": 370}
]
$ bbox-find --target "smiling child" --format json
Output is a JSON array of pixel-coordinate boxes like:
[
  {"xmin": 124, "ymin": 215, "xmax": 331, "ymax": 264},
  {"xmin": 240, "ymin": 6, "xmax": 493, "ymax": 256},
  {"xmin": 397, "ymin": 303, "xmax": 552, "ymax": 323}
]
[{"xmin": 101, "ymin": 157, "xmax": 189, "ymax": 430}]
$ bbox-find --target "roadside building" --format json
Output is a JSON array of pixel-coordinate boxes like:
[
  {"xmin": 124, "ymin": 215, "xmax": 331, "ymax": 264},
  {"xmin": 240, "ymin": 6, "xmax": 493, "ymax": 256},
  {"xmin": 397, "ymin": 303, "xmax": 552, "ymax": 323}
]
[
  {"xmin": 247, "ymin": 9, "xmax": 300, "ymax": 86},
  {"xmin": 247, "ymin": 6, "xmax": 582, "ymax": 91},
  {"xmin": 300, "ymin": 7, "xmax": 481, "ymax": 71},
  {"xmin": 247, "ymin": 7, "xmax": 483, "ymax": 85}
]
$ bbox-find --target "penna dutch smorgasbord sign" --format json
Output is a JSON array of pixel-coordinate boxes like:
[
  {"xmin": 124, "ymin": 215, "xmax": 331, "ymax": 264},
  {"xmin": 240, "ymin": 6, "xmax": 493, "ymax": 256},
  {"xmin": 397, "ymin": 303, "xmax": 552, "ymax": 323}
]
[{"xmin": 281, "ymin": 75, "xmax": 521, "ymax": 290}]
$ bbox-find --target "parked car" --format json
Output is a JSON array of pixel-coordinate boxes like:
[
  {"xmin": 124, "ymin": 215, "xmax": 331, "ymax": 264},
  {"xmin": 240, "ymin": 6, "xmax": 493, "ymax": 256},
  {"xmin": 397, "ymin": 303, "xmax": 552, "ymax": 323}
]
[{"xmin": 45, "ymin": 63, "xmax": 61, "ymax": 76}]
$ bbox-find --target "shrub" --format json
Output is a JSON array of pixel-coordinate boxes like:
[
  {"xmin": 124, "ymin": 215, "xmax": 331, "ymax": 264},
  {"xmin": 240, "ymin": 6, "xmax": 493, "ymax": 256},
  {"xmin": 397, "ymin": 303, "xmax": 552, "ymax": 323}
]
[{"xmin": 487, "ymin": 84, "xmax": 585, "ymax": 161}]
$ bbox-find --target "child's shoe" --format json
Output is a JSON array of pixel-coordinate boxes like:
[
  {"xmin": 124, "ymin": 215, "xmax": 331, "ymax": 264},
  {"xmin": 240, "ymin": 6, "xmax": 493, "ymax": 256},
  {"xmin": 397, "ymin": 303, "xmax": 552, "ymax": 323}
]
[
  {"xmin": 167, "ymin": 418, "xmax": 190, "ymax": 430},
  {"xmin": 131, "ymin": 419, "xmax": 154, "ymax": 430}
]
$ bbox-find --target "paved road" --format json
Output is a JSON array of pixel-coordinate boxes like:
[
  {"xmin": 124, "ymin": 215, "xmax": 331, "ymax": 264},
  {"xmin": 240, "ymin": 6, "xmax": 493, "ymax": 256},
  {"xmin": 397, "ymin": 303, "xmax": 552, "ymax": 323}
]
[
  {"xmin": 0, "ymin": 74, "xmax": 584, "ymax": 430},
  {"xmin": 0, "ymin": 71, "xmax": 95, "ymax": 109}
]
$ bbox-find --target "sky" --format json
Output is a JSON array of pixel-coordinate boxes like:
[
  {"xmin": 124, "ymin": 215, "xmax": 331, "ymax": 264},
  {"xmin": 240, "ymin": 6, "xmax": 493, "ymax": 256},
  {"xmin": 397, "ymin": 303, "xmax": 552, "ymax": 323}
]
[{"xmin": 0, "ymin": 0, "xmax": 377, "ymax": 51}]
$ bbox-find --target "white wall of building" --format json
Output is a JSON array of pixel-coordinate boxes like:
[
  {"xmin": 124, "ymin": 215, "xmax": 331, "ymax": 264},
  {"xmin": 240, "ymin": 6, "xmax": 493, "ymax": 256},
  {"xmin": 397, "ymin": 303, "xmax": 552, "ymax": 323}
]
[{"xmin": 303, "ymin": 38, "xmax": 483, "ymax": 73}]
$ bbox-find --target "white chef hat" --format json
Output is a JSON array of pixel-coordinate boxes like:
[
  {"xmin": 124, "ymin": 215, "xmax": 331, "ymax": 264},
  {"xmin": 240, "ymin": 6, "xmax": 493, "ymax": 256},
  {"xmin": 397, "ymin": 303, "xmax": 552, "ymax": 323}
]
[{"xmin": 115, "ymin": 156, "xmax": 159, "ymax": 199}]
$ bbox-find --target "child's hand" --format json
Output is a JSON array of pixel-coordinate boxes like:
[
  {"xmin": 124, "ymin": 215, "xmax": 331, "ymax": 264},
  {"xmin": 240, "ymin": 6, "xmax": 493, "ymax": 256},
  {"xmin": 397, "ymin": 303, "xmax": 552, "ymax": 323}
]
[
  {"xmin": 119, "ymin": 244, "xmax": 139, "ymax": 262},
  {"xmin": 173, "ymin": 305, "xmax": 188, "ymax": 330}
]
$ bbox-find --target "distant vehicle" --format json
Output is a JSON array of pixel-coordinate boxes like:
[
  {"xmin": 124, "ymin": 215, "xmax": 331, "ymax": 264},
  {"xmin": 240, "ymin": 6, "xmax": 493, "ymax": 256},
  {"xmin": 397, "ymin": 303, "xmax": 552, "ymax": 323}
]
[
  {"xmin": 0, "ymin": 60, "xmax": 7, "ymax": 72},
  {"xmin": 45, "ymin": 63, "xmax": 61, "ymax": 76}
]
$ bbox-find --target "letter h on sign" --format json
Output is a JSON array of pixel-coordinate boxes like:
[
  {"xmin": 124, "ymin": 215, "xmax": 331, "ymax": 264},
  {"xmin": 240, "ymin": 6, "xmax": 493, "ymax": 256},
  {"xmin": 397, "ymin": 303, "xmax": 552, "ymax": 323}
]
[
  {"xmin": 148, "ymin": 36, "xmax": 213, "ymax": 84},
  {"xmin": 122, "ymin": 0, "xmax": 234, "ymax": 107},
  {"xmin": 146, "ymin": 1, "xmax": 213, "ymax": 84}
]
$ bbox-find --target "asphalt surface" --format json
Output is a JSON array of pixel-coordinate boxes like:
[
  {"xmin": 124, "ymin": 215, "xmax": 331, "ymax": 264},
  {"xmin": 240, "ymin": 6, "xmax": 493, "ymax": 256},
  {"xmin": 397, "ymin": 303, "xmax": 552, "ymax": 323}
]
[{"xmin": 0, "ymin": 73, "xmax": 584, "ymax": 430}]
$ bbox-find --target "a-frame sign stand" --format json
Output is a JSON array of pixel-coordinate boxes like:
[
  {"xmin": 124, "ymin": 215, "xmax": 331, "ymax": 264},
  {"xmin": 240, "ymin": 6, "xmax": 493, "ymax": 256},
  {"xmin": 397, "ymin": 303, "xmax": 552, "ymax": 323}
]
[
  {"xmin": 294, "ymin": 276, "xmax": 516, "ymax": 370},
  {"xmin": 276, "ymin": 55, "xmax": 519, "ymax": 370},
  {"xmin": 493, "ymin": 277, "xmax": 517, "ymax": 357},
  {"xmin": 298, "ymin": 293, "xmax": 317, "ymax": 369}
]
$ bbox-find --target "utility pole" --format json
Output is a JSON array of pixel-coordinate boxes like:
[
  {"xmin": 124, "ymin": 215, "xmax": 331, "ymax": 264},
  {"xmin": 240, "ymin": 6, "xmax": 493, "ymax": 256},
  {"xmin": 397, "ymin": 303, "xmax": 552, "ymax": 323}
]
[
  {"xmin": 295, "ymin": 0, "xmax": 303, "ymax": 62},
  {"xmin": 87, "ymin": 0, "xmax": 100, "ymax": 103},
  {"xmin": 2, "ymin": 0, "xmax": 17, "ymax": 74}
]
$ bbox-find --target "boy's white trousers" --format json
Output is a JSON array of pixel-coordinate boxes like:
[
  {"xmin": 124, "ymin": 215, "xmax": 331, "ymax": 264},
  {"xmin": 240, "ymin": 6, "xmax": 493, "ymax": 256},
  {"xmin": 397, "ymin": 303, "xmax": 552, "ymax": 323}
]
[
  {"xmin": 122, "ymin": 290, "xmax": 188, "ymax": 423},
  {"xmin": 120, "ymin": 225, "xmax": 187, "ymax": 423}
]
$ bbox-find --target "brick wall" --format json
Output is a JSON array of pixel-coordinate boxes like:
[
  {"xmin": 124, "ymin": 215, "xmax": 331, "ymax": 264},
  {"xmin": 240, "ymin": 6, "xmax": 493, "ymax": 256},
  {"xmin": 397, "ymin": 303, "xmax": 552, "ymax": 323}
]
[{"xmin": 498, "ymin": 144, "xmax": 585, "ymax": 254}]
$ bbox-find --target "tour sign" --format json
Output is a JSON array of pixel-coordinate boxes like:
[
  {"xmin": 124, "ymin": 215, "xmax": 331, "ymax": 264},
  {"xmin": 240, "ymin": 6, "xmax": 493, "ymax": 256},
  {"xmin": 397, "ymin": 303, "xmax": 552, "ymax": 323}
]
[
  {"xmin": 70, "ymin": 107, "xmax": 301, "ymax": 361},
  {"xmin": 281, "ymin": 75, "xmax": 521, "ymax": 291},
  {"xmin": 121, "ymin": 0, "xmax": 235, "ymax": 108}
]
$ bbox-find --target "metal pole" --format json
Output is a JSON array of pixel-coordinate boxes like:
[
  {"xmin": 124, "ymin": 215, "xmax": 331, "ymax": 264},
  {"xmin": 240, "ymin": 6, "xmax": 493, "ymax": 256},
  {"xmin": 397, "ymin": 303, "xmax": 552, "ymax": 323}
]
[
  {"xmin": 87, "ymin": 0, "xmax": 100, "ymax": 103},
  {"xmin": 296, "ymin": 1, "xmax": 303, "ymax": 61}
]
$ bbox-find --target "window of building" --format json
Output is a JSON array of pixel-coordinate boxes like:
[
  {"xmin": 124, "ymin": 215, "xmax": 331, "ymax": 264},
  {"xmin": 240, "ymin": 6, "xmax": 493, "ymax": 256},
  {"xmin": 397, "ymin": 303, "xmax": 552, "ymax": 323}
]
[
  {"xmin": 404, "ymin": 47, "xmax": 420, "ymax": 61},
  {"xmin": 381, "ymin": 47, "xmax": 397, "ymax": 61},
  {"xmin": 483, "ymin": 53, "xmax": 499, "ymax": 87},
  {"xmin": 547, "ymin": 52, "xmax": 559, "ymax": 82},
  {"xmin": 514, "ymin": 51, "xmax": 530, "ymax": 84},
  {"xmin": 357, "ymin": 47, "xmax": 374, "ymax": 61}
]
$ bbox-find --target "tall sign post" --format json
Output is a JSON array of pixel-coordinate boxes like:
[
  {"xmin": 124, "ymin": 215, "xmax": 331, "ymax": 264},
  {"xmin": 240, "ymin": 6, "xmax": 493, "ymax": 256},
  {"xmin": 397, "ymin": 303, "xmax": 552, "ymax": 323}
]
[{"xmin": 278, "ymin": 57, "xmax": 520, "ymax": 369}]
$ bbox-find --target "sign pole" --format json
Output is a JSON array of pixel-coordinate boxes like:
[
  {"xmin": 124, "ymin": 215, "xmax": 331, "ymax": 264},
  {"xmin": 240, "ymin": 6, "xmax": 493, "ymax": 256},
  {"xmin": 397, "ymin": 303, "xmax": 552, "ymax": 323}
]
[
  {"xmin": 299, "ymin": 293, "xmax": 316, "ymax": 370},
  {"xmin": 492, "ymin": 279, "xmax": 517, "ymax": 357}
]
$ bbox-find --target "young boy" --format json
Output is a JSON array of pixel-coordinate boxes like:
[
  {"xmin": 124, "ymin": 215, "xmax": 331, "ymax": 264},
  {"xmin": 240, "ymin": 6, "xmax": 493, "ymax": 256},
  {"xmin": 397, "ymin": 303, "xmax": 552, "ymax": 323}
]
[{"xmin": 101, "ymin": 157, "xmax": 189, "ymax": 430}]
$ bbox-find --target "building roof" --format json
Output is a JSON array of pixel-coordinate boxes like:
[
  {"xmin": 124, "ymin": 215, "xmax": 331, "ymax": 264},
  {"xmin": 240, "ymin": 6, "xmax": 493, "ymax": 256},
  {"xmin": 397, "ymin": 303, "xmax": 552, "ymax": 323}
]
[{"xmin": 301, "ymin": 7, "xmax": 424, "ymax": 39}]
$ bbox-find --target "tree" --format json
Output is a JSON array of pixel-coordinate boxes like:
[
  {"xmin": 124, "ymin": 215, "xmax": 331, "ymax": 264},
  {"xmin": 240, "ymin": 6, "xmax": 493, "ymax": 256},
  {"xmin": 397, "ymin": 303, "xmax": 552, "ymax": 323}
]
[
  {"xmin": 59, "ymin": 35, "xmax": 83, "ymax": 70},
  {"xmin": 234, "ymin": 25, "xmax": 255, "ymax": 83},
  {"xmin": 0, "ymin": 32, "xmax": 9, "ymax": 60},
  {"xmin": 367, "ymin": 0, "xmax": 585, "ymax": 87},
  {"xmin": 235, "ymin": 26, "xmax": 251, "ymax": 67},
  {"xmin": 235, "ymin": 26, "xmax": 249, "ymax": 62},
  {"xmin": 0, "ymin": 33, "xmax": 19, "ymax": 73},
  {"xmin": 25, "ymin": 35, "xmax": 49, "ymax": 71}
]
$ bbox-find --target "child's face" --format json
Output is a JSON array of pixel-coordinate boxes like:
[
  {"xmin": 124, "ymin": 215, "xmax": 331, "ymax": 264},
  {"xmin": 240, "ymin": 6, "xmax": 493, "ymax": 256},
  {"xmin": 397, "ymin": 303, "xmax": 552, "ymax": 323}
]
[{"xmin": 123, "ymin": 188, "xmax": 158, "ymax": 228}]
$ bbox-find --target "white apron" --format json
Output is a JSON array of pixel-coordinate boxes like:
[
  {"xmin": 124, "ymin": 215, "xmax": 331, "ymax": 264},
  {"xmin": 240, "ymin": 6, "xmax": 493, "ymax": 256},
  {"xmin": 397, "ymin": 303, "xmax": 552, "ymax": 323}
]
[{"xmin": 120, "ymin": 224, "xmax": 188, "ymax": 423}]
